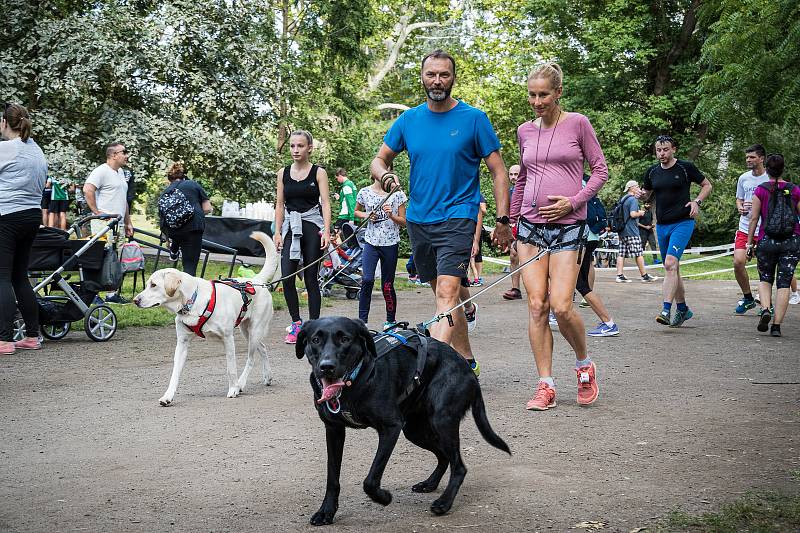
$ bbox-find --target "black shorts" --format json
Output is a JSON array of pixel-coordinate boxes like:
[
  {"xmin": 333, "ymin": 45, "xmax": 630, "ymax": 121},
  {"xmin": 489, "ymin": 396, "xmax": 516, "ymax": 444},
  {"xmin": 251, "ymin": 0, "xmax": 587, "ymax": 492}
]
[
  {"xmin": 41, "ymin": 190, "xmax": 51, "ymax": 210},
  {"xmin": 49, "ymin": 200, "xmax": 69, "ymax": 213},
  {"xmin": 406, "ymin": 218, "xmax": 476, "ymax": 283}
]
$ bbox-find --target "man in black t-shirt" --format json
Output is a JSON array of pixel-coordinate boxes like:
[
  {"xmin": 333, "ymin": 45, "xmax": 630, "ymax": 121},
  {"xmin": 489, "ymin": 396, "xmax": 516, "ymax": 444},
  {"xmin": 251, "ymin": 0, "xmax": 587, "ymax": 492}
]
[{"xmin": 640, "ymin": 135, "xmax": 712, "ymax": 327}]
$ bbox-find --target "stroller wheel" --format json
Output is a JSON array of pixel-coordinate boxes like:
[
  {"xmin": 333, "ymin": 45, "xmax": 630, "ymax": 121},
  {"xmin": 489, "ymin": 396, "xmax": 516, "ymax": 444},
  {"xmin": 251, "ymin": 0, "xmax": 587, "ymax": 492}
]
[
  {"xmin": 42, "ymin": 322, "xmax": 71, "ymax": 340},
  {"xmin": 84, "ymin": 304, "xmax": 117, "ymax": 342},
  {"xmin": 346, "ymin": 289, "xmax": 359, "ymax": 300},
  {"xmin": 321, "ymin": 287, "xmax": 332, "ymax": 298}
]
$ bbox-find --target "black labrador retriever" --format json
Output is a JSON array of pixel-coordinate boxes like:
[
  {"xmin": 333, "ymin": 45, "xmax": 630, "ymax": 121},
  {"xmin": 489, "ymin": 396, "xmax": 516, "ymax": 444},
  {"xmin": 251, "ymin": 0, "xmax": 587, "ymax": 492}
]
[{"xmin": 296, "ymin": 316, "xmax": 511, "ymax": 525}]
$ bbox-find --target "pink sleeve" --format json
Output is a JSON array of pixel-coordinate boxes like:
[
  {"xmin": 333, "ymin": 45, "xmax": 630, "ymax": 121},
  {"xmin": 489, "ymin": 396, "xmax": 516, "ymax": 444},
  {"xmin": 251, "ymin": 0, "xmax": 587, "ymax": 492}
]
[
  {"xmin": 568, "ymin": 116, "xmax": 608, "ymax": 211},
  {"xmin": 510, "ymin": 128, "xmax": 527, "ymax": 223}
]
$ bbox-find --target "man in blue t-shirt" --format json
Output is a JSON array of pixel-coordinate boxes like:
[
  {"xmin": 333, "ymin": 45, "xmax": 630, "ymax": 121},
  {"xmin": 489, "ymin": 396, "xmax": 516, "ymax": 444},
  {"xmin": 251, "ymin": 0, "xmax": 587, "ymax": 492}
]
[
  {"xmin": 615, "ymin": 180, "xmax": 656, "ymax": 283},
  {"xmin": 370, "ymin": 49, "xmax": 513, "ymax": 373}
]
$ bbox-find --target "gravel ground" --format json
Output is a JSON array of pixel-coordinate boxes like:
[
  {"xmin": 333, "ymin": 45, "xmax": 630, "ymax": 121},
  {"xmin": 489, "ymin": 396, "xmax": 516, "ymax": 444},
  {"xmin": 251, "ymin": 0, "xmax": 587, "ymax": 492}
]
[{"xmin": 1, "ymin": 274, "xmax": 798, "ymax": 532}]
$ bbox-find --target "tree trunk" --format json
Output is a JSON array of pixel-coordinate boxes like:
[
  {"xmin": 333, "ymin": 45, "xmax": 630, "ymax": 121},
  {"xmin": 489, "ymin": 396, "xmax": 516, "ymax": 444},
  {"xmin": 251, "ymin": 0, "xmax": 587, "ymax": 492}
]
[{"xmin": 652, "ymin": 0, "xmax": 702, "ymax": 96}]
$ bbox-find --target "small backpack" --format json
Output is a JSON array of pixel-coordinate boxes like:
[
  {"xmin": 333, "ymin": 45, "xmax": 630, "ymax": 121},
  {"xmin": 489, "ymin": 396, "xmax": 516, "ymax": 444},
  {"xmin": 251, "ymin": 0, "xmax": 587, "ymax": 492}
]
[
  {"xmin": 760, "ymin": 183, "xmax": 797, "ymax": 239},
  {"xmin": 158, "ymin": 187, "xmax": 194, "ymax": 230},
  {"xmin": 120, "ymin": 242, "xmax": 145, "ymax": 272},
  {"xmin": 585, "ymin": 195, "xmax": 607, "ymax": 234},
  {"xmin": 609, "ymin": 194, "xmax": 630, "ymax": 233}
]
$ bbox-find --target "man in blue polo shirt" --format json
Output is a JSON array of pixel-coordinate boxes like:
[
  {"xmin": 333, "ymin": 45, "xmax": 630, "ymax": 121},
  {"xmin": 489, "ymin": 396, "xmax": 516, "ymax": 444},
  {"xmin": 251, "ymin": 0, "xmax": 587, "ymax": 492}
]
[{"xmin": 370, "ymin": 49, "xmax": 513, "ymax": 374}]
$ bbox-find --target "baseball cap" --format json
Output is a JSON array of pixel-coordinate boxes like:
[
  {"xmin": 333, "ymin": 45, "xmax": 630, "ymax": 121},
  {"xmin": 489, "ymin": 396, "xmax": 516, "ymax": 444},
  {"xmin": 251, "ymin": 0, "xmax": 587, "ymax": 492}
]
[{"xmin": 624, "ymin": 180, "xmax": 639, "ymax": 190}]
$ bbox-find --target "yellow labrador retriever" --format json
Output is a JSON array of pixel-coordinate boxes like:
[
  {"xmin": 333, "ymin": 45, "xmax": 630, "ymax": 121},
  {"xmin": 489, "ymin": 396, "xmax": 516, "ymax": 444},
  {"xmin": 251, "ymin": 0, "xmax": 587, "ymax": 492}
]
[{"xmin": 134, "ymin": 232, "xmax": 279, "ymax": 406}]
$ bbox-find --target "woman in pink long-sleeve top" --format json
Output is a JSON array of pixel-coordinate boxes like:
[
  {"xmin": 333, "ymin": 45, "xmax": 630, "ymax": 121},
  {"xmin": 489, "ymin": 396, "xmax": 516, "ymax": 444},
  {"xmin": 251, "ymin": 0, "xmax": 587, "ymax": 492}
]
[{"xmin": 510, "ymin": 62, "xmax": 609, "ymax": 412}]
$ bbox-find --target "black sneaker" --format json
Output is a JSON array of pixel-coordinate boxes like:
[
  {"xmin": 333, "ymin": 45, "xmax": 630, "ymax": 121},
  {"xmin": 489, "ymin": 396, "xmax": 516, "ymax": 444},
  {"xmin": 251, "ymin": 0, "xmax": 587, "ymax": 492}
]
[
  {"xmin": 105, "ymin": 293, "xmax": 130, "ymax": 305},
  {"xmin": 616, "ymin": 275, "xmax": 632, "ymax": 283},
  {"xmin": 757, "ymin": 308, "xmax": 771, "ymax": 332},
  {"xmin": 770, "ymin": 324, "xmax": 781, "ymax": 337},
  {"xmin": 169, "ymin": 250, "xmax": 181, "ymax": 262}
]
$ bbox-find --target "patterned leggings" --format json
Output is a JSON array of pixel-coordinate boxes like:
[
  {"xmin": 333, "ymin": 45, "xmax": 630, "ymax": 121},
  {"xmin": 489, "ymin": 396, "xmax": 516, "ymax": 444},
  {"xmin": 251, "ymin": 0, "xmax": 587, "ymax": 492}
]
[{"xmin": 755, "ymin": 236, "xmax": 800, "ymax": 289}]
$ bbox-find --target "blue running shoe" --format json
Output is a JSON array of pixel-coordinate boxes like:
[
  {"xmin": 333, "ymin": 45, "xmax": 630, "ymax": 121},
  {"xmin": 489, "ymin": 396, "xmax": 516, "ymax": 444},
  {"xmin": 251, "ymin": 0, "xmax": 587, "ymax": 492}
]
[
  {"xmin": 670, "ymin": 308, "xmax": 693, "ymax": 327},
  {"xmin": 587, "ymin": 322, "xmax": 620, "ymax": 337},
  {"xmin": 735, "ymin": 298, "xmax": 756, "ymax": 314}
]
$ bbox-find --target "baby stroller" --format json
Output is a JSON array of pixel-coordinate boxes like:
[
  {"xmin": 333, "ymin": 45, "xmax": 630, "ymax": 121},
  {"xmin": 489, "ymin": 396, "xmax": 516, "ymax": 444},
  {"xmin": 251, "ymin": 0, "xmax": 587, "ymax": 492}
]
[
  {"xmin": 595, "ymin": 230, "xmax": 619, "ymax": 268},
  {"xmin": 16, "ymin": 214, "xmax": 122, "ymax": 342},
  {"xmin": 319, "ymin": 222, "xmax": 364, "ymax": 300}
]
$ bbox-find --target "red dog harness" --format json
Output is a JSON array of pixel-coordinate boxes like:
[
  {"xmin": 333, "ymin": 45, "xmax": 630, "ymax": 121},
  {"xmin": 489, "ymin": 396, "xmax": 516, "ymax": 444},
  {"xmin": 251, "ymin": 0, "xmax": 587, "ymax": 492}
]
[{"xmin": 184, "ymin": 280, "xmax": 257, "ymax": 338}]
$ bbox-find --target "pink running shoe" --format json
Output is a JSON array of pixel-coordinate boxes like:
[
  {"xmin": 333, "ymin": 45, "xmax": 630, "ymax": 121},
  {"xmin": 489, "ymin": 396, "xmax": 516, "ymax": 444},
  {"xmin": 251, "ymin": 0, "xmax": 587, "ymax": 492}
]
[
  {"xmin": 526, "ymin": 381, "xmax": 557, "ymax": 411},
  {"xmin": 0, "ymin": 341, "xmax": 15, "ymax": 355},
  {"xmin": 576, "ymin": 361, "xmax": 599, "ymax": 406},
  {"xmin": 284, "ymin": 320, "xmax": 302, "ymax": 344},
  {"xmin": 14, "ymin": 337, "xmax": 42, "ymax": 350}
]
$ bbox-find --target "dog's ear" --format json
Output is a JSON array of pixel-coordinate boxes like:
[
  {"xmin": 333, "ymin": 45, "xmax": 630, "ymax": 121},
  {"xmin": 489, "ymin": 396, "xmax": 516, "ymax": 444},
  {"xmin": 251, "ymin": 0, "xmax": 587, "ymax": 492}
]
[
  {"xmin": 164, "ymin": 272, "xmax": 182, "ymax": 298},
  {"xmin": 354, "ymin": 318, "xmax": 376, "ymax": 358},
  {"xmin": 295, "ymin": 320, "xmax": 311, "ymax": 359}
]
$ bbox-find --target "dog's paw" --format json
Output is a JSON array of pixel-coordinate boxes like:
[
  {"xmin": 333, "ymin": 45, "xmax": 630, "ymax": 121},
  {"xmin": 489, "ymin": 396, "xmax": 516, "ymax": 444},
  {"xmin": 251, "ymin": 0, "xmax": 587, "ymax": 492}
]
[
  {"xmin": 430, "ymin": 496, "xmax": 453, "ymax": 516},
  {"xmin": 411, "ymin": 480, "xmax": 438, "ymax": 493},
  {"xmin": 262, "ymin": 373, "xmax": 273, "ymax": 386},
  {"xmin": 365, "ymin": 487, "xmax": 392, "ymax": 506},
  {"xmin": 158, "ymin": 396, "xmax": 173, "ymax": 407},
  {"xmin": 227, "ymin": 386, "xmax": 241, "ymax": 398},
  {"xmin": 309, "ymin": 508, "xmax": 336, "ymax": 526}
]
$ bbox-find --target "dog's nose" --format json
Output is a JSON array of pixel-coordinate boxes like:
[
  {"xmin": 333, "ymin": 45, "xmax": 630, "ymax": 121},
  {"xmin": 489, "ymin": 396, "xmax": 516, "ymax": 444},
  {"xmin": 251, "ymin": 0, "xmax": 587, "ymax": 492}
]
[
  {"xmin": 133, "ymin": 297, "xmax": 141, "ymax": 307},
  {"xmin": 319, "ymin": 360, "xmax": 336, "ymax": 374}
]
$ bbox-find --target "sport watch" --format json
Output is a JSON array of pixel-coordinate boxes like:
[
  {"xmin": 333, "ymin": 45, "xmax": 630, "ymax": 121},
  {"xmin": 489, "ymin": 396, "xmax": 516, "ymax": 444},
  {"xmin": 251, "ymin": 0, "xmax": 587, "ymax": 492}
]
[{"xmin": 496, "ymin": 216, "xmax": 510, "ymax": 225}]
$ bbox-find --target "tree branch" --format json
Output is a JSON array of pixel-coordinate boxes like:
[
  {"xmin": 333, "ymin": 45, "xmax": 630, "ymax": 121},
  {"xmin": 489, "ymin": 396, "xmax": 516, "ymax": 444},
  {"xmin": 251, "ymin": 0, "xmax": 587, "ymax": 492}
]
[{"xmin": 365, "ymin": 19, "xmax": 441, "ymax": 92}]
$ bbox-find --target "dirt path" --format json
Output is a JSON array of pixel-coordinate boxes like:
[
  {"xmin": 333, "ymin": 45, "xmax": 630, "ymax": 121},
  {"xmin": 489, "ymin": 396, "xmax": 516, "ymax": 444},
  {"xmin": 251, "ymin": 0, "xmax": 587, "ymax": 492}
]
[{"xmin": 1, "ymin": 276, "xmax": 798, "ymax": 532}]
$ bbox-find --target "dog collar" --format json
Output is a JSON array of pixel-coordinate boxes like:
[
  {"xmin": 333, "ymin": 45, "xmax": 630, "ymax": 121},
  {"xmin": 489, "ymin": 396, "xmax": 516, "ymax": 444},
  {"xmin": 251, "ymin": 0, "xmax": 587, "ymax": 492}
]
[
  {"xmin": 343, "ymin": 359, "xmax": 364, "ymax": 386},
  {"xmin": 178, "ymin": 288, "xmax": 198, "ymax": 315}
]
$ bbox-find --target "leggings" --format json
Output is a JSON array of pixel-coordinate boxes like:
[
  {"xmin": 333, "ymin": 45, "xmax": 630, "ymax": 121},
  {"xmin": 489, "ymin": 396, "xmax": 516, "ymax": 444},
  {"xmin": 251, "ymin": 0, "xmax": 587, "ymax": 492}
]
[
  {"xmin": 359, "ymin": 242, "xmax": 398, "ymax": 323},
  {"xmin": 755, "ymin": 236, "xmax": 800, "ymax": 289},
  {"xmin": 281, "ymin": 220, "xmax": 322, "ymax": 322},
  {"xmin": 169, "ymin": 229, "xmax": 203, "ymax": 277},
  {"xmin": 0, "ymin": 208, "xmax": 41, "ymax": 341},
  {"xmin": 575, "ymin": 240, "xmax": 599, "ymax": 297}
]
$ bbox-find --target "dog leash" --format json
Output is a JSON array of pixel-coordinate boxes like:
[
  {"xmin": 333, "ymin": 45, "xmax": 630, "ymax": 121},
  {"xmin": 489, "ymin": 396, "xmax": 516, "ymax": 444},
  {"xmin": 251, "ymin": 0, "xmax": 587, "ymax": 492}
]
[
  {"xmin": 260, "ymin": 181, "xmax": 403, "ymax": 290},
  {"xmin": 417, "ymin": 245, "xmax": 552, "ymax": 333}
]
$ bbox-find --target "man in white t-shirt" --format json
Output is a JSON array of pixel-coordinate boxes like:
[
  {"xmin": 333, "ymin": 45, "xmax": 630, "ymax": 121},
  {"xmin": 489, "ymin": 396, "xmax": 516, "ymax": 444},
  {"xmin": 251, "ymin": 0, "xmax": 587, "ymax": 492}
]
[
  {"xmin": 733, "ymin": 144, "xmax": 769, "ymax": 314},
  {"xmin": 84, "ymin": 142, "xmax": 134, "ymax": 239}
]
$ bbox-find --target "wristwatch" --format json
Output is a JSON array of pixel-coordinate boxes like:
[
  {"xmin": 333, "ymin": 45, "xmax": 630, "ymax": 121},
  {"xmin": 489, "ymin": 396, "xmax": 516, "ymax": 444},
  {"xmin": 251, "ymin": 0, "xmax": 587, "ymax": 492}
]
[
  {"xmin": 496, "ymin": 216, "xmax": 510, "ymax": 225},
  {"xmin": 694, "ymin": 198, "xmax": 703, "ymax": 206}
]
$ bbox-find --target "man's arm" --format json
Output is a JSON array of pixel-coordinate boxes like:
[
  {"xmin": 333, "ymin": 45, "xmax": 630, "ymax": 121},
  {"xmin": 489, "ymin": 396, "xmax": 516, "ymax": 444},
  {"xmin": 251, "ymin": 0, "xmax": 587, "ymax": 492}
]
[
  {"xmin": 687, "ymin": 178, "xmax": 713, "ymax": 218},
  {"xmin": 83, "ymin": 183, "xmax": 100, "ymax": 215},
  {"xmin": 484, "ymin": 150, "xmax": 512, "ymax": 249},
  {"xmin": 370, "ymin": 143, "xmax": 401, "ymax": 185},
  {"xmin": 201, "ymin": 200, "xmax": 212, "ymax": 214}
]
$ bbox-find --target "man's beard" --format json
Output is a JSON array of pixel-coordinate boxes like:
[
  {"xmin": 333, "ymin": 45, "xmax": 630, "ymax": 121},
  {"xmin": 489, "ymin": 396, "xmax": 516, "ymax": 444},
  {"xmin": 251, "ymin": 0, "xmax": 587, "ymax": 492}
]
[{"xmin": 426, "ymin": 85, "xmax": 452, "ymax": 102}]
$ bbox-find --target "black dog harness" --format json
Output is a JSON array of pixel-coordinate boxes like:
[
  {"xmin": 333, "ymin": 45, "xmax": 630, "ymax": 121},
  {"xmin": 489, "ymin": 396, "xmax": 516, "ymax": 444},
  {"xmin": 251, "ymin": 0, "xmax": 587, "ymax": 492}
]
[
  {"xmin": 319, "ymin": 327, "xmax": 429, "ymax": 428},
  {"xmin": 180, "ymin": 279, "xmax": 256, "ymax": 338}
]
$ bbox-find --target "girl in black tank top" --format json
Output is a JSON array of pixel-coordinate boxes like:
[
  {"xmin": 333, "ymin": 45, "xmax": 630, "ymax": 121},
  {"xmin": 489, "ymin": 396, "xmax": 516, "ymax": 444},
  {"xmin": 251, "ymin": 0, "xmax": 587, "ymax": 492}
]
[
  {"xmin": 272, "ymin": 130, "xmax": 332, "ymax": 343},
  {"xmin": 283, "ymin": 164, "xmax": 321, "ymax": 213}
]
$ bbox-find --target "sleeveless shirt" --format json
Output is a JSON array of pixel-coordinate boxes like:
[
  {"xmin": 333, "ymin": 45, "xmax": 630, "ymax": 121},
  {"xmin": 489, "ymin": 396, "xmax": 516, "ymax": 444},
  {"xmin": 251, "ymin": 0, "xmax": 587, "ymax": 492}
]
[{"xmin": 283, "ymin": 165, "xmax": 320, "ymax": 213}]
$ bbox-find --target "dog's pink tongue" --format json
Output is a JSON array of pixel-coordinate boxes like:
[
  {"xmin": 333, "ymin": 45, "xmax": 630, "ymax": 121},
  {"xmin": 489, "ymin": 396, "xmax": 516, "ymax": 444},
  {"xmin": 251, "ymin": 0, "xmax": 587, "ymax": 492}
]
[{"xmin": 318, "ymin": 378, "xmax": 345, "ymax": 404}]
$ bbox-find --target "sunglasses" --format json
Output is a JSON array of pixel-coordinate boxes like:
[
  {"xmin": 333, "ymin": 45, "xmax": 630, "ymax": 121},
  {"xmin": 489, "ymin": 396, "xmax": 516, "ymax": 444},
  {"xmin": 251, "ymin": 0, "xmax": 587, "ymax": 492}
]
[{"xmin": 654, "ymin": 135, "xmax": 674, "ymax": 144}]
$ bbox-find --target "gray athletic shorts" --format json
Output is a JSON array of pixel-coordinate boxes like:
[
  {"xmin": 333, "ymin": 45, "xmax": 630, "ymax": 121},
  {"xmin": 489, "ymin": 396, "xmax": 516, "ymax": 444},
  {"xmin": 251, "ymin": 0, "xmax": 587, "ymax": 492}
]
[{"xmin": 406, "ymin": 218, "xmax": 476, "ymax": 283}]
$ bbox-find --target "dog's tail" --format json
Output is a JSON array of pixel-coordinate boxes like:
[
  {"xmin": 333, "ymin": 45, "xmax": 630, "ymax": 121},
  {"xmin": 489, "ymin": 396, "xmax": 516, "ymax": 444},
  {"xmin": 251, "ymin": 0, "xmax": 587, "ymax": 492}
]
[
  {"xmin": 471, "ymin": 388, "xmax": 511, "ymax": 455},
  {"xmin": 250, "ymin": 231, "xmax": 280, "ymax": 284}
]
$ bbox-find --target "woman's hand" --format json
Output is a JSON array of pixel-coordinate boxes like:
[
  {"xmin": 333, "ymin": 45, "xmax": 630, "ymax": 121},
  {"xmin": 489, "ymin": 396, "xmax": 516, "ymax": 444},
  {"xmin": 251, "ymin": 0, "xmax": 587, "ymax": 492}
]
[
  {"xmin": 320, "ymin": 230, "xmax": 330, "ymax": 249},
  {"xmin": 539, "ymin": 195, "xmax": 574, "ymax": 222},
  {"xmin": 273, "ymin": 233, "xmax": 282, "ymax": 251}
]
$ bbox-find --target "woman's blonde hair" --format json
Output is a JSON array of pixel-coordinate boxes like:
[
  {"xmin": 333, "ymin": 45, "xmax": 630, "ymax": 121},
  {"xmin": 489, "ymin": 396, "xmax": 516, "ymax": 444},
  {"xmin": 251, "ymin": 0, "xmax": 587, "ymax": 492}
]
[{"xmin": 527, "ymin": 62, "xmax": 563, "ymax": 90}]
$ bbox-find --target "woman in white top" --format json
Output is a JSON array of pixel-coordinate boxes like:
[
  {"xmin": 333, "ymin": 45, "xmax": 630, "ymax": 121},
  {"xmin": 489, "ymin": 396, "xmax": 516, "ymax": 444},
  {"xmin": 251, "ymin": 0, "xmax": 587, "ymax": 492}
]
[
  {"xmin": 354, "ymin": 175, "xmax": 407, "ymax": 330},
  {"xmin": 0, "ymin": 103, "xmax": 48, "ymax": 353}
]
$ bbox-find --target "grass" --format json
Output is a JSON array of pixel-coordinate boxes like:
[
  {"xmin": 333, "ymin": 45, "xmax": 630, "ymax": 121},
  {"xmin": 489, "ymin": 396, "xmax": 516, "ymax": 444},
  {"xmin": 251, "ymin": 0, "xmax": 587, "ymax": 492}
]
[{"xmin": 658, "ymin": 492, "xmax": 800, "ymax": 532}]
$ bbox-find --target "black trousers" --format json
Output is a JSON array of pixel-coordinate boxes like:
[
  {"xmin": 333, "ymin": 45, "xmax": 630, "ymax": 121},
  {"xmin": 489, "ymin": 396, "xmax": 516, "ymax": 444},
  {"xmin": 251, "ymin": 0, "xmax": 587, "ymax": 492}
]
[
  {"xmin": 0, "ymin": 208, "xmax": 41, "ymax": 341},
  {"xmin": 169, "ymin": 229, "xmax": 204, "ymax": 277},
  {"xmin": 281, "ymin": 221, "xmax": 322, "ymax": 323}
]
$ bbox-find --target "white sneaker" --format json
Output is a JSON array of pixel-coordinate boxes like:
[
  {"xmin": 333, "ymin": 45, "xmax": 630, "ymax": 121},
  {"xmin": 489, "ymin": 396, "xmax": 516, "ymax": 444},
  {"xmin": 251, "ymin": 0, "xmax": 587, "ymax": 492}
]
[
  {"xmin": 549, "ymin": 310, "xmax": 558, "ymax": 327},
  {"xmin": 790, "ymin": 292, "xmax": 800, "ymax": 305},
  {"xmin": 465, "ymin": 303, "xmax": 478, "ymax": 332}
]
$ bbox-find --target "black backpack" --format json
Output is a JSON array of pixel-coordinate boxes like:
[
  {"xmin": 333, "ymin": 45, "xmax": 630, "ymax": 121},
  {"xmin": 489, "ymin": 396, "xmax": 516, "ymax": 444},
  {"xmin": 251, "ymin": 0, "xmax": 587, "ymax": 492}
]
[
  {"xmin": 609, "ymin": 194, "xmax": 630, "ymax": 233},
  {"xmin": 586, "ymin": 195, "xmax": 607, "ymax": 234},
  {"xmin": 158, "ymin": 186, "xmax": 195, "ymax": 230},
  {"xmin": 759, "ymin": 183, "xmax": 797, "ymax": 239}
]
